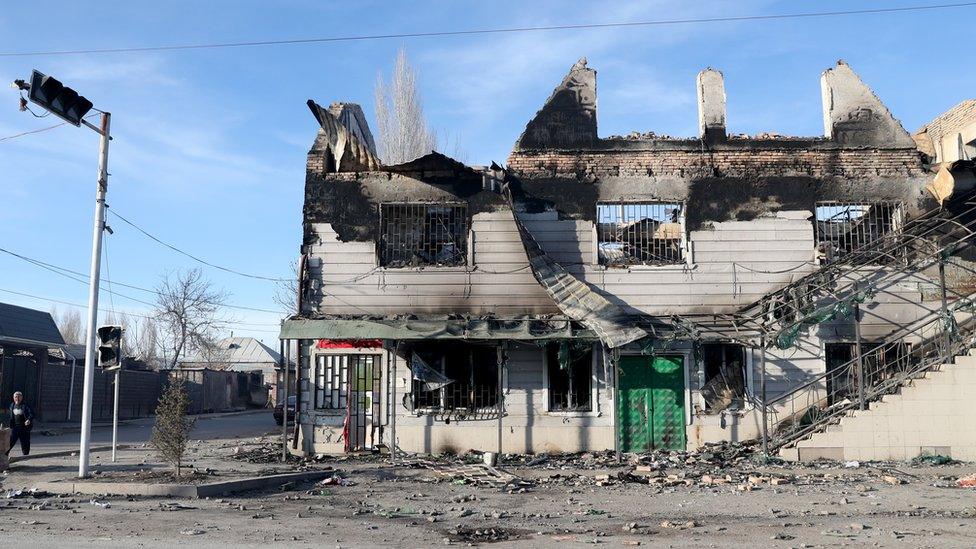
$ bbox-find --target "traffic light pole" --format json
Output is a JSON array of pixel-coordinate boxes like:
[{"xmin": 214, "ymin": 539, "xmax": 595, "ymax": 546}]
[
  {"xmin": 111, "ymin": 369, "xmax": 120, "ymax": 462},
  {"xmin": 78, "ymin": 111, "xmax": 111, "ymax": 478}
]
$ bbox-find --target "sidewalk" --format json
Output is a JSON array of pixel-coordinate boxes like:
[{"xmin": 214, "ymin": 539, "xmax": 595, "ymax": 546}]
[{"xmin": 36, "ymin": 408, "xmax": 268, "ymax": 436}]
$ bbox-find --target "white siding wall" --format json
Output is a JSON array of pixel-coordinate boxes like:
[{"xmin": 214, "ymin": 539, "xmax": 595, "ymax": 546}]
[{"xmin": 307, "ymin": 210, "xmax": 827, "ymax": 316}]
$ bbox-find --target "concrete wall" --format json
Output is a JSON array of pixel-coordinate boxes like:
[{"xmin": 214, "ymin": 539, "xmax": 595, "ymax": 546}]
[{"xmin": 783, "ymin": 352, "xmax": 976, "ymax": 462}]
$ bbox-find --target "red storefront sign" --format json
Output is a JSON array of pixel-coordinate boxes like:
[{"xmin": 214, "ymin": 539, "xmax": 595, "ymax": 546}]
[{"xmin": 316, "ymin": 339, "xmax": 384, "ymax": 349}]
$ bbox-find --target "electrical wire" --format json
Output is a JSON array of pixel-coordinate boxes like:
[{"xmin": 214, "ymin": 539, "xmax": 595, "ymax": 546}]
[
  {"xmin": 107, "ymin": 209, "xmax": 290, "ymax": 282},
  {"xmin": 0, "ymin": 287, "xmax": 281, "ymax": 333},
  {"xmin": 0, "ymin": 3, "xmax": 972, "ymax": 57},
  {"xmin": 0, "ymin": 121, "xmax": 68, "ymax": 142},
  {"xmin": 0, "ymin": 245, "xmax": 285, "ymax": 318}
]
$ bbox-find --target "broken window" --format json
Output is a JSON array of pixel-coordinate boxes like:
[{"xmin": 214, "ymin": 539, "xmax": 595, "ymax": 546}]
[
  {"xmin": 597, "ymin": 202, "xmax": 684, "ymax": 266},
  {"xmin": 410, "ymin": 344, "xmax": 498, "ymax": 411},
  {"xmin": 815, "ymin": 202, "xmax": 901, "ymax": 264},
  {"xmin": 545, "ymin": 342, "xmax": 593, "ymax": 412},
  {"xmin": 379, "ymin": 203, "xmax": 468, "ymax": 267},
  {"xmin": 824, "ymin": 342, "xmax": 856, "ymax": 405},
  {"xmin": 700, "ymin": 343, "xmax": 746, "ymax": 412}
]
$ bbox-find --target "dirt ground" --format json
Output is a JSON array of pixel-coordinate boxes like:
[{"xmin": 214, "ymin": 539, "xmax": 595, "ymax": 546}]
[{"xmin": 0, "ymin": 438, "xmax": 974, "ymax": 548}]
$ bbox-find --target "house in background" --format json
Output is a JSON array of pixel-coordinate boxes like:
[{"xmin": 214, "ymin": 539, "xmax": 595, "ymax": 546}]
[
  {"xmin": 0, "ymin": 302, "xmax": 64, "ymax": 419},
  {"xmin": 179, "ymin": 336, "xmax": 294, "ymax": 407},
  {"xmin": 281, "ymin": 59, "xmax": 976, "ymax": 461}
]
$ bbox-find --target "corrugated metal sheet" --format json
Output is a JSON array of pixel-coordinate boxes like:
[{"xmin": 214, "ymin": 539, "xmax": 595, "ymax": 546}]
[
  {"xmin": 0, "ymin": 302, "xmax": 65, "ymax": 347},
  {"xmin": 182, "ymin": 337, "xmax": 281, "ymax": 365}
]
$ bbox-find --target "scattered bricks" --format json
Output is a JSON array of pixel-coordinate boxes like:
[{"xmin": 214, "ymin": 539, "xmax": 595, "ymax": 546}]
[
  {"xmin": 748, "ymin": 475, "xmax": 766, "ymax": 485},
  {"xmin": 770, "ymin": 477, "xmax": 790, "ymax": 486},
  {"xmin": 882, "ymin": 475, "xmax": 905, "ymax": 486},
  {"xmin": 956, "ymin": 474, "xmax": 976, "ymax": 488}
]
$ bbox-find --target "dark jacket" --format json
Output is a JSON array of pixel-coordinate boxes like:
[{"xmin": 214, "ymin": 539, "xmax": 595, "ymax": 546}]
[{"xmin": 8, "ymin": 402, "xmax": 33, "ymax": 430}]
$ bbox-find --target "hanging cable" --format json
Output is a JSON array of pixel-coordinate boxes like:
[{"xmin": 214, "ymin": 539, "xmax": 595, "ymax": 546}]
[
  {"xmin": 107, "ymin": 209, "xmax": 291, "ymax": 282},
  {"xmin": 1, "ymin": 3, "xmax": 973, "ymax": 57}
]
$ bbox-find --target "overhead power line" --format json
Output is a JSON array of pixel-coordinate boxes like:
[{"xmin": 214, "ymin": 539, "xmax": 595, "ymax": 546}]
[
  {"xmin": 0, "ymin": 122, "xmax": 68, "ymax": 142},
  {"xmin": 0, "ymin": 287, "xmax": 281, "ymax": 333},
  {"xmin": 107, "ymin": 210, "xmax": 291, "ymax": 283},
  {"xmin": 0, "ymin": 2, "xmax": 973, "ymax": 57},
  {"xmin": 0, "ymin": 245, "xmax": 285, "ymax": 317}
]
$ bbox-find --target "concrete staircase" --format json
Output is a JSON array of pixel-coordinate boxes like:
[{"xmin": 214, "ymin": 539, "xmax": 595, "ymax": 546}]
[{"xmin": 779, "ymin": 349, "xmax": 976, "ymax": 462}]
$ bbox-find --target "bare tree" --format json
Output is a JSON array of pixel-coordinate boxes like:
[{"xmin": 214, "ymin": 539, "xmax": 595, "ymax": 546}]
[
  {"xmin": 51, "ymin": 306, "xmax": 84, "ymax": 344},
  {"xmin": 374, "ymin": 48, "xmax": 438, "ymax": 164},
  {"xmin": 153, "ymin": 268, "xmax": 228, "ymax": 370},
  {"xmin": 273, "ymin": 260, "xmax": 301, "ymax": 315},
  {"xmin": 133, "ymin": 316, "xmax": 163, "ymax": 369}
]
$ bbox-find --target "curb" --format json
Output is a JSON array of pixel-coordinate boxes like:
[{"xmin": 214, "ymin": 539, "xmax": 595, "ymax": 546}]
[
  {"xmin": 34, "ymin": 469, "xmax": 334, "ymax": 498},
  {"xmin": 9, "ymin": 444, "xmax": 130, "ymax": 463}
]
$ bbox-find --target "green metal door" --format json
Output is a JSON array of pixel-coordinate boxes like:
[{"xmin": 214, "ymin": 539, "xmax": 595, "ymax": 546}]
[{"xmin": 617, "ymin": 355, "xmax": 686, "ymax": 451}]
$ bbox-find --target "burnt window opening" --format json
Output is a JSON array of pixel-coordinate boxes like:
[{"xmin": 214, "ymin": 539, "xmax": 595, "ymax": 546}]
[
  {"xmin": 815, "ymin": 202, "xmax": 901, "ymax": 264},
  {"xmin": 597, "ymin": 202, "xmax": 684, "ymax": 266},
  {"xmin": 379, "ymin": 203, "xmax": 468, "ymax": 267},
  {"xmin": 313, "ymin": 354, "xmax": 381, "ymax": 411},
  {"xmin": 700, "ymin": 343, "xmax": 746, "ymax": 412},
  {"xmin": 546, "ymin": 343, "xmax": 593, "ymax": 412},
  {"xmin": 410, "ymin": 344, "xmax": 498, "ymax": 411},
  {"xmin": 824, "ymin": 340, "xmax": 911, "ymax": 405},
  {"xmin": 825, "ymin": 342, "xmax": 856, "ymax": 406}
]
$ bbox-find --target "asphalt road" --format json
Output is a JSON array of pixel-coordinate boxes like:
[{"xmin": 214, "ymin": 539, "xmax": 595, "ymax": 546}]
[{"xmin": 20, "ymin": 410, "xmax": 278, "ymax": 456}]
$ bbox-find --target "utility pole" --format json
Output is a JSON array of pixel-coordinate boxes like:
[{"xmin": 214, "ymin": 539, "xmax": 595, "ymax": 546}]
[
  {"xmin": 79, "ymin": 112, "xmax": 111, "ymax": 477},
  {"xmin": 12, "ymin": 71, "xmax": 107, "ymax": 478}
]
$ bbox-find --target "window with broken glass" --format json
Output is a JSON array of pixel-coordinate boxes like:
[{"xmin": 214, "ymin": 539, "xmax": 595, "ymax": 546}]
[
  {"xmin": 379, "ymin": 203, "xmax": 468, "ymax": 267},
  {"xmin": 545, "ymin": 342, "xmax": 593, "ymax": 412},
  {"xmin": 699, "ymin": 343, "xmax": 746, "ymax": 412},
  {"xmin": 597, "ymin": 202, "xmax": 685, "ymax": 266},
  {"xmin": 409, "ymin": 344, "xmax": 498, "ymax": 412},
  {"xmin": 814, "ymin": 202, "xmax": 901, "ymax": 264}
]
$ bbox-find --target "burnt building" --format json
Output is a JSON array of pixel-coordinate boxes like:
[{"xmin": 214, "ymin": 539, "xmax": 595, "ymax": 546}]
[{"xmin": 281, "ymin": 61, "xmax": 976, "ymax": 459}]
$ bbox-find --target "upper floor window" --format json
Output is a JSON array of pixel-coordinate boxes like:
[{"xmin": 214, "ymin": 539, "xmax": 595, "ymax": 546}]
[
  {"xmin": 379, "ymin": 203, "xmax": 468, "ymax": 267},
  {"xmin": 597, "ymin": 202, "xmax": 684, "ymax": 266},
  {"xmin": 814, "ymin": 202, "xmax": 901, "ymax": 264}
]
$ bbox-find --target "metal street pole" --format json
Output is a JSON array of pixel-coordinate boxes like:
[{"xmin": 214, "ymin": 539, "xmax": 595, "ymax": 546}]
[
  {"xmin": 282, "ymin": 340, "xmax": 289, "ymax": 462},
  {"xmin": 78, "ymin": 111, "xmax": 111, "ymax": 478},
  {"xmin": 111, "ymin": 369, "xmax": 120, "ymax": 462}
]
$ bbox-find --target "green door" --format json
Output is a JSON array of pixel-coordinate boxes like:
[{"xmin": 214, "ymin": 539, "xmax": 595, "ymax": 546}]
[{"xmin": 617, "ymin": 355, "xmax": 686, "ymax": 451}]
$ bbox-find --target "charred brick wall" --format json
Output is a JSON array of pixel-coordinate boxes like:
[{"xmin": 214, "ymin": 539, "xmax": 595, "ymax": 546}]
[{"xmin": 507, "ymin": 147, "xmax": 923, "ymax": 180}]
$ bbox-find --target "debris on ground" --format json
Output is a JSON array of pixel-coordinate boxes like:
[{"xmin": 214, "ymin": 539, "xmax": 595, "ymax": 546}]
[
  {"xmin": 89, "ymin": 498, "xmax": 110, "ymax": 508},
  {"xmin": 407, "ymin": 459, "xmax": 522, "ymax": 486},
  {"xmin": 956, "ymin": 474, "xmax": 976, "ymax": 488}
]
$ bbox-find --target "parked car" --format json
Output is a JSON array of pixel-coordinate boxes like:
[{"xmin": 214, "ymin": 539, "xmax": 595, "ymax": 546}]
[{"xmin": 273, "ymin": 395, "xmax": 297, "ymax": 425}]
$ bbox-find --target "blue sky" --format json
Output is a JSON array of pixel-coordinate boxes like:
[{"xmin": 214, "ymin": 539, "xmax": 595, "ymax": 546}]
[{"xmin": 1, "ymin": 1, "xmax": 974, "ymax": 347}]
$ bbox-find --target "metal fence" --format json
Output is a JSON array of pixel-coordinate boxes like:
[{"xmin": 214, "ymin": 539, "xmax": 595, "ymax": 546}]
[
  {"xmin": 379, "ymin": 203, "xmax": 468, "ymax": 267},
  {"xmin": 597, "ymin": 202, "xmax": 684, "ymax": 266},
  {"xmin": 815, "ymin": 201, "xmax": 901, "ymax": 264}
]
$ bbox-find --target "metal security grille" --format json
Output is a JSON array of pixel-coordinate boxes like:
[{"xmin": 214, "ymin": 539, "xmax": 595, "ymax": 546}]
[
  {"xmin": 379, "ymin": 203, "xmax": 468, "ymax": 267},
  {"xmin": 314, "ymin": 354, "xmax": 349, "ymax": 409},
  {"xmin": 597, "ymin": 202, "xmax": 684, "ymax": 266},
  {"xmin": 815, "ymin": 202, "xmax": 901, "ymax": 264}
]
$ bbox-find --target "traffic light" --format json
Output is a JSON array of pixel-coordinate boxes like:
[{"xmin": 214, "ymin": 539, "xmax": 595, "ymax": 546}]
[
  {"xmin": 27, "ymin": 70, "xmax": 93, "ymax": 126},
  {"xmin": 97, "ymin": 325, "xmax": 124, "ymax": 371}
]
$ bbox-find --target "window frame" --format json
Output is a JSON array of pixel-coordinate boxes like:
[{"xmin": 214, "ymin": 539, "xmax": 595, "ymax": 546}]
[
  {"xmin": 595, "ymin": 201, "xmax": 689, "ymax": 269},
  {"xmin": 312, "ymin": 350, "xmax": 386, "ymax": 415},
  {"xmin": 542, "ymin": 343, "xmax": 599, "ymax": 416},
  {"xmin": 409, "ymin": 344, "xmax": 500, "ymax": 414},
  {"xmin": 813, "ymin": 201, "xmax": 903, "ymax": 265},
  {"xmin": 378, "ymin": 202, "xmax": 470, "ymax": 268}
]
